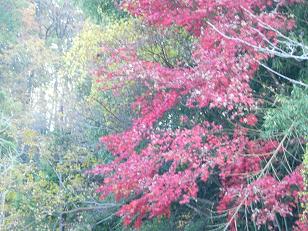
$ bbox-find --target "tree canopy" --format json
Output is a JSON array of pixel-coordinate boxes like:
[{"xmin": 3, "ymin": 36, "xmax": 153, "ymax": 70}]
[{"xmin": 0, "ymin": 0, "xmax": 307, "ymax": 230}]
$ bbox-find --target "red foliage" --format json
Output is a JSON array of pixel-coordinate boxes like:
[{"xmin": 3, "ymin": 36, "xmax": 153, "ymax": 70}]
[
  {"xmin": 92, "ymin": 0, "xmax": 304, "ymax": 229},
  {"xmin": 219, "ymin": 168, "xmax": 304, "ymax": 226}
]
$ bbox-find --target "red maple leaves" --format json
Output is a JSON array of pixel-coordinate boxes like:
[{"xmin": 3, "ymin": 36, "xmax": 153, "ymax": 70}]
[{"xmin": 92, "ymin": 0, "xmax": 305, "ymax": 229}]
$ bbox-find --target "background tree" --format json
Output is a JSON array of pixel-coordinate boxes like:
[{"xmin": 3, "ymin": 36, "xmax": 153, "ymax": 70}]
[{"xmin": 0, "ymin": 1, "xmax": 121, "ymax": 230}]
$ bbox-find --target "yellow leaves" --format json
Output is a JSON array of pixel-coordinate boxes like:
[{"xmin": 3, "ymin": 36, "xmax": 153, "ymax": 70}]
[
  {"xmin": 70, "ymin": 174, "xmax": 84, "ymax": 190},
  {"xmin": 177, "ymin": 212, "xmax": 192, "ymax": 229},
  {"xmin": 61, "ymin": 18, "xmax": 140, "ymax": 129},
  {"xmin": 1, "ymin": 36, "xmax": 58, "ymax": 81},
  {"xmin": 20, "ymin": 1, "xmax": 39, "ymax": 35},
  {"xmin": 301, "ymin": 145, "xmax": 308, "ymax": 221},
  {"xmin": 63, "ymin": 20, "xmax": 105, "ymax": 78},
  {"xmin": 63, "ymin": 18, "xmax": 140, "ymax": 80},
  {"xmin": 22, "ymin": 128, "xmax": 38, "ymax": 146},
  {"xmin": 101, "ymin": 18, "xmax": 141, "ymax": 44}
]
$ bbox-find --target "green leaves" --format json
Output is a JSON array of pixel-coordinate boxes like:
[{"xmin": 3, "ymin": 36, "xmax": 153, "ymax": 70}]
[
  {"xmin": 263, "ymin": 87, "xmax": 308, "ymax": 138},
  {"xmin": 0, "ymin": 0, "xmax": 24, "ymax": 48},
  {"xmin": 74, "ymin": 0, "xmax": 127, "ymax": 24}
]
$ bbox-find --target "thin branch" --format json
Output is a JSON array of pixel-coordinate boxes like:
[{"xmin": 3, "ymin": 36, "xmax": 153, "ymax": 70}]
[
  {"xmin": 221, "ymin": 125, "xmax": 293, "ymax": 231},
  {"xmin": 61, "ymin": 203, "xmax": 119, "ymax": 214},
  {"xmin": 206, "ymin": 21, "xmax": 308, "ymax": 61},
  {"xmin": 257, "ymin": 61, "xmax": 308, "ymax": 87}
]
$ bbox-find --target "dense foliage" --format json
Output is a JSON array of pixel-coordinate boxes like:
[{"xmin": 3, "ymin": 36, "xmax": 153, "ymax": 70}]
[
  {"xmin": 0, "ymin": 0, "xmax": 307, "ymax": 230},
  {"xmin": 92, "ymin": 0, "xmax": 308, "ymax": 230}
]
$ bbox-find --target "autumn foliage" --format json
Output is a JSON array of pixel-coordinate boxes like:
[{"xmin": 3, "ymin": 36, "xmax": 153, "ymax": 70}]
[{"xmin": 93, "ymin": 0, "xmax": 306, "ymax": 229}]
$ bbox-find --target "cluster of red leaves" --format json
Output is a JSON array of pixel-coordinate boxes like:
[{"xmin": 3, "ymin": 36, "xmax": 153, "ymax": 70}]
[
  {"xmin": 92, "ymin": 0, "xmax": 305, "ymax": 229},
  {"xmin": 219, "ymin": 168, "xmax": 303, "ymax": 227}
]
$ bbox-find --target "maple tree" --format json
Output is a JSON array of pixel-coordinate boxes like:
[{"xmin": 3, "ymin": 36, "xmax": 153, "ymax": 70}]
[{"xmin": 92, "ymin": 0, "xmax": 307, "ymax": 230}]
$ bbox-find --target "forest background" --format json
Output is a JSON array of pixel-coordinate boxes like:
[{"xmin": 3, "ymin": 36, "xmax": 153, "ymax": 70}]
[{"xmin": 0, "ymin": 0, "xmax": 307, "ymax": 230}]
